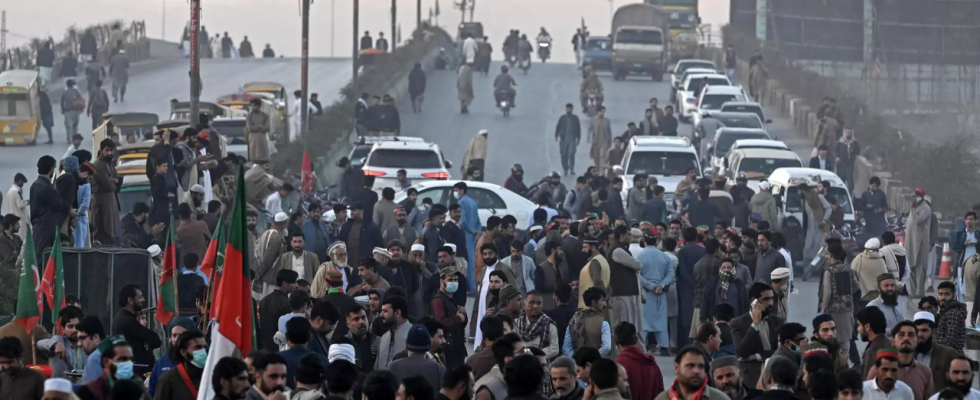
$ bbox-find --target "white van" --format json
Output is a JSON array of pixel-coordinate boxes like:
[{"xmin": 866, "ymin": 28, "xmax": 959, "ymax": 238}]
[{"xmin": 766, "ymin": 168, "xmax": 855, "ymax": 230}]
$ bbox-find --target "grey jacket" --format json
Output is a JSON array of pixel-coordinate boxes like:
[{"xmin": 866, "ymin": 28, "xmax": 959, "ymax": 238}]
[
  {"xmin": 36, "ymin": 335, "xmax": 79, "ymax": 378},
  {"xmin": 375, "ymin": 321, "xmax": 414, "ymax": 370},
  {"xmin": 626, "ymin": 187, "xmax": 647, "ymax": 222},
  {"xmin": 754, "ymin": 248, "xmax": 787, "ymax": 284},
  {"xmin": 389, "ymin": 353, "xmax": 446, "ymax": 397}
]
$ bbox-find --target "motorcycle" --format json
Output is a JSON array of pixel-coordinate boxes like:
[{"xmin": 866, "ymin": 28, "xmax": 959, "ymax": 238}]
[
  {"xmin": 584, "ymin": 90, "xmax": 601, "ymax": 117},
  {"xmin": 517, "ymin": 53, "xmax": 531, "ymax": 74},
  {"xmin": 537, "ymin": 39, "xmax": 551, "ymax": 63},
  {"xmin": 495, "ymin": 91, "xmax": 514, "ymax": 117}
]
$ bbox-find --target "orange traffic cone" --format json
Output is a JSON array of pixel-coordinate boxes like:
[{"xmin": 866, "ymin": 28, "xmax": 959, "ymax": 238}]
[{"xmin": 938, "ymin": 242, "xmax": 953, "ymax": 280}]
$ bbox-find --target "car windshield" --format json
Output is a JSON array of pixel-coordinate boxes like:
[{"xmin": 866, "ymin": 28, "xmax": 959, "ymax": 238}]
[
  {"xmin": 714, "ymin": 114, "xmax": 764, "ymax": 129},
  {"xmin": 784, "ymin": 187, "xmax": 853, "ymax": 214},
  {"xmin": 677, "ymin": 62, "xmax": 714, "ymax": 76},
  {"xmin": 715, "ymin": 132, "xmax": 770, "ymax": 157},
  {"xmin": 738, "ymin": 158, "xmax": 803, "ymax": 179},
  {"xmin": 721, "ymin": 104, "xmax": 764, "ymax": 121},
  {"xmin": 585, "ymin": 38, "xmax": 610, "ymax": 51},
  {"xmin": 685, "ymin": 77, "xmax": 729, "ymax": 91},
  {"xmin": 367, "ymin": 149, "xmax": 442, "ymax": 169},
  {"xmin": 616, "ymin": 29, "xmax": 663, "ymax": 45},
  {"xmin": 118, "ymin": 187, "xmax": 151, "ymax": 217},
  {"xmin": 700, "ymin": 94, "xmax": 744, "ymax": 110},
  {"xmin": 626, "ymin": 151, "xmax": 699, "ymax": 176},
  {"xmin": 0, "ymin": 93, "xmax": 32, "ymax": 119},
  {"xmin": 212, "ymin": 120, "xmax": 247, "ymax": 144},
  {"xmin": 668, "ymin": 10, "xmax": 697, "ymax": 30},
  {"xmin": 350, "ymin": 145, "xmax": 372, "ymax": 166}
]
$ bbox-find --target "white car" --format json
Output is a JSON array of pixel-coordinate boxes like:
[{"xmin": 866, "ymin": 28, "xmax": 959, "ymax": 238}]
[
  {"xmin": 707, "ymin": 127, "xmax": 771, "ymax": 175},
  {"xmin": 719, "ymin": 101, "xmax": 772, "ymax": 125},
  {"xmin": 767, "ymin": 168, "xmax": 856, "ymax": 229},
  {"xmin": 211, "ymin": 117, "xmax": 249, "ymax": 158},
  {"xmin": 613, "ymin": 136, "xmax": 701, "ymax": 214},
  {"xmin": 392, "ymin": 180, "xmax": 535, "ymax": 229},
  {"xmin": 690, "ymin": 86, "xmax": 749, "ymax": 128},
  {"xmin": 678, "ymin": 73, "xmax": 732, "ymax": 122},
  {"xmin": 669, "ymin": 60, "xmax": 716, "ymax": 103},
  {"xmin": 361, "ymin": 140, "xmax": 452, "ymax": 191},
  {"xmin": 348, "ymin": 136, "xmax": 425, "ymax": 167},
  {"xmin": 722, "ymin": 148, "xmax": 804, "ymax": 191}
]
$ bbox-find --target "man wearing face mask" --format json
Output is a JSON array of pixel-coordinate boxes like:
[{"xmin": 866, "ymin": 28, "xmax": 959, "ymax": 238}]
[
  {"xmin": 906, "ymin": 188, "xmax": 933, "ymax": 298},
  {"xmin": 147, "ymin": 318, "xmax": 198, "ymax": 396},
  {"xmin": 111, "ymin": 284, "xmax": 162, "ymax": 377},
  {"xmin": 731, "ymin": 282, "xmax": 783, "ymax": 386},
  {"xmin": 77, "ymin": 335, "xmax": 145, "ymax": 400},
  {"xmin": 154, "ymin": 331, "xmax": 208, "ymax": 400},
  {"xmin": 432, "ymin": 266, "xmax": 469, "ymax": 368},
  {"xmin": 867, "ymin": 273, "xmax": 906, "ymax": 334},
  {"xmin": 773, "ymin": 322, "xmax": 806, "ymax": 367},
  {"xmin": 0, "ymin": 336, "xmax": 45, "ymax": 400}
]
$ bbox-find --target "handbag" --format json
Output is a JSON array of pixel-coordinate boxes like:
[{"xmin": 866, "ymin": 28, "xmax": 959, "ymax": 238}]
[{"xmin": 72, "ymin": 95, "xmax": 86, "ymax": 111}]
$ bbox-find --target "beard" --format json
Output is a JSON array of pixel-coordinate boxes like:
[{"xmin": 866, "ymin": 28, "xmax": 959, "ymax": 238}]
[
  {"xmin": 719, "ymin": 381, "xmax": 741, "ymax": 399},
  {"xmin": 260, "ymin": 381, "xmax": 286, "ymax": 395},
  {"xmin": 916, "ymin": 337, "xmax": 933, "ymax": 354},
  {"xmin": 881, "ymin": 290, "xmax": 898, "ymax": 305},
  {"xmin": 817, "ymin": 336, "xmax": 840, "ymax": 354},
  {"xmin": 483, "ymin": 257, "xmax": 497, "ymax": 266},
  {"xmin": 247, "ymin": 223, "xmax": 257, "ymax": 231},
  {"xmin": 951, "ymin": 380, "xmax": 972, "ymax": 395},
  {"xmin": 334, "ymin": 259, "xmax": 348, "ymax": 268}
]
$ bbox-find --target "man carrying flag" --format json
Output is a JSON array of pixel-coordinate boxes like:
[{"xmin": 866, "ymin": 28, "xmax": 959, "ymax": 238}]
[{"xmin": 198, "ymin": 164, "xmax": 259, "ymax": 400}]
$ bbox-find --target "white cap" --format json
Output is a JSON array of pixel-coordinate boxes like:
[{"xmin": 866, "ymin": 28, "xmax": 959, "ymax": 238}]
[
  {"xmin": 478, "ymin": 129, "xmax": 488, "ymax": 135},
  {"xmin": 410, "ymin": 244, "xmax": 425, "ymax": 252},
  {"xmin": 759, "ymin": 181, "xmax": 771, "ymax": 190},
  {"xmin": 147, "ymin": 245, "xmax": 162, "ymax": 257},
  {"xmin": 446, "ymin": 243, "xmax": 457, "ymax": 252},
  {"xmin": 190, "ymin": 184, "xmax": 205, "ymax": 194},
  {"xmin": 864, "ymin": 238, "xmax": 881, "ymax": 250},
  {"xmin": 913, "ymin": 311, "xmax": 935, "ymax": 324},
  {"xmin": 529, "ymin": 225, "xmax": 543, "ymax": 233},
  {"xmin": 329, "ymin": 343, "xmax": 356, "ymax": 363},
  {"xmin": 274, "ymin": 212, "xmax": 289, "ymax": 222},
  {"xmin": 44, "ymin": 378, "xmax": 73, "ymax": 394},
  {"xmin": 770, "ymin": 267, "xmax": 790, "ymax": 281}
]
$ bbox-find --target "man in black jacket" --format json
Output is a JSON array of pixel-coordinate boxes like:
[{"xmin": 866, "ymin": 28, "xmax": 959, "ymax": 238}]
[
  {"xmin": 258, "ymin": 269, "xmax": 299, "ymax": 352},
  {"xmin": 338, "ymin": 203, "xmax": 384, "ymax": 268},
  {"xmin": 30, "ymin": 155, "xmax": 67, "ymax": 253},
  {"xmin": 555, "ymin": 104, "xmax": 581, "ymax": 176},
  {"xmin": 441, "ymin": 204, "xmax": 467, "ymax": 263},
  {"xmin": 730, "ymin": 282, "xmax": 784, "ymax": 387},
  {"xmin": 112, "ymin": 284, "xmax": 162, "ymax": 376}
]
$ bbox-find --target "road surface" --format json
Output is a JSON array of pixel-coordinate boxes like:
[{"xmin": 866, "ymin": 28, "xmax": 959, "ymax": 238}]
[
  {"xmin": 0, "ymin": 57, "xmax": 351, "ymax": 205},
  {"xmin": 400, "ymin": 60, "xmax": 829, "ymax": 383}
]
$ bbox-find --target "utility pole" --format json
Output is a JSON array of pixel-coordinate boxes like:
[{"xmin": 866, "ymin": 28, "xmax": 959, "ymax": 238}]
[
  {"xmin": 300, "ymin": 0, "xmax": 310, "ymax": 140},
  {"xmin": 459, "ymin": 0, "xmax": 466, "ymax": 23},
  {"xmin": 331, "ymin": 0, "xmax": 335, "ymax": 57},
  {"xmin": 1, "ymin": 11, "xmax": 7, "ymax": 55},
  {"xmin": 189, "ymin": 0, "xmax": 201, "ymax": 127},
  {"xmin": 417, "ymin": 0, "xmax": 421, "ymax": 30},
  {"xmin": 469, "ymin": 0, "xmax": 474, "ymax": 22},
  {"xmin": 162, "ymin": 0, "xmax": 167, "ymax": 40},
  {"xmin": 391, "ymin": 0, "xmax": 397, "ymax": 51},
  {"xmin": 353, "ymin": 0, "xmax": 360, "ymax": 113}
]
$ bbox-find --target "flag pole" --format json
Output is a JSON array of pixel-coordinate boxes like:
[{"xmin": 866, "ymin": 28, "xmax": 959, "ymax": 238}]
[{"xmin": 31, "ymin": 331, "xmax": 36, "ymax": 364}]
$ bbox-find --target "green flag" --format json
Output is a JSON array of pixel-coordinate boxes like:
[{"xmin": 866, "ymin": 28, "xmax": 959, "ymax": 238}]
[{"xmin": 15, "ymin": 226, "xmax": 42, "ymax": 333}]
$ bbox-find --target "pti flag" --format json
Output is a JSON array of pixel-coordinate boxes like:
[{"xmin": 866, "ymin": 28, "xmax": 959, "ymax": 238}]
[
  {"xmin": 39, "ymin": 233, "xmax": 65, "ymax": 326},
  {"xmin": 197, "ymin": 164, "xmax": 257, "ymax": 400},
  {"xmin": 155, "ymin": 218, "xmax": 178, "ymax": 325},
  {"xmin": 14, "ymin": 226, "xmax": 42, "ymax": 333}
]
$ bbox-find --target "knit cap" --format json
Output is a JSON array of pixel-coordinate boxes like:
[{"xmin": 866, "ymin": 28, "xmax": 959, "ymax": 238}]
[{"xmin": 406, "ymin": 325, "xmax": 431, "ymax": 353}]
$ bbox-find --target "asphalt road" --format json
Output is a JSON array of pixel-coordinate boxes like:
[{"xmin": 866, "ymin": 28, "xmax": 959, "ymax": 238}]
[
  {"xmin": 400, "ymin": 60, "xmax": 826, "ymax": 384},
  {"xmin": 0, "ymin": 57, "xmax": 351, "ymax": 205}
]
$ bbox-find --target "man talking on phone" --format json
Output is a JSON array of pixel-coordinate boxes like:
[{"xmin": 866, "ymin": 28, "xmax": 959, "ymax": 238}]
[{"xmin": 730, "ymin": 282, "xmax": 784, "ymax": 387}]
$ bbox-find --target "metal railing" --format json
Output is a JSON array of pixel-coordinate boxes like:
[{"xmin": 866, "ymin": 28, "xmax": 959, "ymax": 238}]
[{"xmin": 1, "ymin": 20, "xmax": 147, "ymax": 73}]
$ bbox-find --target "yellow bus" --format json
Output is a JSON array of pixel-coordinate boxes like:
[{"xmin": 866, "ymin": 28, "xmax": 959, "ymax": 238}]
[{"xmin": 0, "ymin": 70, "xmax": 41, "ymax": 145}]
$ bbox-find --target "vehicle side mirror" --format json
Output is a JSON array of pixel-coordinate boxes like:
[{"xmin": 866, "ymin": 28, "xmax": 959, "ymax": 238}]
[
  {"xmin": 765, "ymin": 119, "xmax": 773, "ymax": 124},
  {"xmin": 444, "ymin": 160, "xmax": 453, "ymax": 168},
  {"xmin": 612, "ymin": 165, "xmax": 624, "ymax": 176},
  {"xmin": 359, "ymin": 157, "xmax": 367, "ymax": 166}
]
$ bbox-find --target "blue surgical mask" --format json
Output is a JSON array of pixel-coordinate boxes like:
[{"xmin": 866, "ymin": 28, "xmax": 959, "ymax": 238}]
[
  {"xmin": 453, "ymin": 192, "xmax": 461, "ymax": 200},
  {"xmin": 191, "ymin": 349, "xmax": 208, "ymax": 368},
  {"xmin": 446, "ymin": 282, "xmax": 459, "ymax": 293},
  {"xmin": 114, "ymin": 361, "xmax": 134, "ymax": 380}
]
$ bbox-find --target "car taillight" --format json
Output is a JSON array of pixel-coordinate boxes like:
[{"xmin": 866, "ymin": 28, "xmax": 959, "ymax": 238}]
[
  {"xmin": 694, "ymin": 98, "xmax": 699, "ymax": 106},
  {"xmin": 422, "ymin": 172, "xmax": 449, "ymax": 179},
  {"xmin": 363, "ymin": 170, "xmax": 387, "ymax": 177}
]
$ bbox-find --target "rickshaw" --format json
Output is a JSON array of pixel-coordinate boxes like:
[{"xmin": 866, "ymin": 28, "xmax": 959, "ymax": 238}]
[
  {"xmin": 157, "ymin": 119, "xmax": 190, "ymax": 131},
  {"xmin": 169, "ymin": 101, "xmax": 226, "ymax": 121},
  {"xmin": 215, "ymin": 92, "xmax": 265, "ymax": 118},
  {"xmin": 115, "ymin": 141, "xmax": 155, "ymax": 176},
  {"xmin": 92, "ymin": 112, "xmax": 159, "ymax": 152},
  {"xmin": 0, "ymin": 70, "xmax": 42, "ymax": 145}
]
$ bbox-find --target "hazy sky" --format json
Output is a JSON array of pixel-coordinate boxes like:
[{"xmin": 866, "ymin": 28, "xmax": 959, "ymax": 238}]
[{"xmin": 8, "ymin": 0, "xmax": 730, "ymax": 63}]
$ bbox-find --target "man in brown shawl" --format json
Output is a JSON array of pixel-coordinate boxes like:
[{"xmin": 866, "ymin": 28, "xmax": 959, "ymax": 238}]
[
  {"xmin": 589, "ymin": 107, "xmax": 612, "ymax": 175},
  {"xmin": 246, "ymin": 98, "xmax": 271, "ymax": 164},
  {"xmin": 457, "ymin": 64, "xmax": 475, "ymax": 114},
  {"xmin": 91, "ymin": 139, "xmax": 120, "ymax": 246}
]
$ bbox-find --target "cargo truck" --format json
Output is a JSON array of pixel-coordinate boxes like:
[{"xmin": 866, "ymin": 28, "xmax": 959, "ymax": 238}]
[
  {"xmin": 648, "ymin": 0, "xmax": 701, "ymax": 60},
  {"xmin": 611, "ymin": 3, "xmax": 671, "ymax": 81}
]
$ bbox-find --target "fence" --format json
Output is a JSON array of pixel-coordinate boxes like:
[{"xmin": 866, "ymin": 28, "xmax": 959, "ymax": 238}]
[{"xmin": 1, "ymin": 20, "xmax": 147, "ymax": 74}]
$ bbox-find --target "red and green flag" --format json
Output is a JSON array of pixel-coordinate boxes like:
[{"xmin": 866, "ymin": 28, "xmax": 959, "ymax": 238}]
[
  {"xmin": 197, "ymin": 163, "xmax": 258, "ymax": 400},
  {"xmin": 200, "ymin": 216, "xmax": 226, "ymax": 318},
  {"xmin": 39, "ymin": 232, "xmax": 65, "ymax": 326},
  {"xmin": 14, "ymin": 226, "xmax": 42, "ymax": 333},
  {"xmin": 155, "ymin": 218, "xmax": 178, "ymax": 325}
]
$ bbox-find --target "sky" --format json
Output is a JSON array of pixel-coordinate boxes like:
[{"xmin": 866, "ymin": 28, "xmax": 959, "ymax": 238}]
[{"xmin": 6, "ymin": 0, "xmax": 730, "ymax": 63}]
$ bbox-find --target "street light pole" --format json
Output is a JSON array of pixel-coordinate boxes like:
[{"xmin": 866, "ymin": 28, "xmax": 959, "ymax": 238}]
[
  {"xmin": 391, "ymin": 0, "xmax": 397, "ymax": 51},
  {"xmin": 417, "ymin": 0, "xmax": 421, "ymax": 30},
  {"xmin": 189, "ymin": 0, "xmax": 201, "ymax": 127},
  {"xmin": 300, "ymin": 0, "xmax": 310, "ymax": 140},
  {"xmin": 331, "ymin": 0, "xmax": 335, "ymax": 57},
  {"xmin": 353, "ymin": 0, "xmax": 360, "ymax": 109}
]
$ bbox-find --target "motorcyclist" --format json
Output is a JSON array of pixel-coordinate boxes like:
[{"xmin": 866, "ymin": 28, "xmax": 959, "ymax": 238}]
[
  {"xmin": 531, "ymin": 171, "xmax": 567, "ymax": 207},
  {"xmin": 536, "ymin": 28, "xmax": 553, "ymax": 45},
  {"xmin": 494, "ymin": 65, "xmax": 517, "ymax": 106},
  {"xmin": 503, "ymin": 30, "xmax": 519, "ymax": 63},
  {"xmin": 579, "ymin": 66, "xmax": 604, "ymax": 110},
  {"xmin": 517, "ymin": 34, "xmax": 533, "ymax": 68},
  {"xmin": 504, "ymin": 163, "xmax": 528, "ymax": 195}
]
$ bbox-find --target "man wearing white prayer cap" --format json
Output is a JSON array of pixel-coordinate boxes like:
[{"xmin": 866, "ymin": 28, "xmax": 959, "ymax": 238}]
[
  {"xmin": 43, "ymin": 378, "xmax": 75, "ymax": 400},
  {"xmin": 852, "ymin": 237, "xmax": 888, "ymax": 301},
  {"xmin": 253, "ymin": 209, "xmax": 291, "ymax": 299},
  {"xmin": 328, "ymin": 343, "xmax": 356, "ymax": 363},
  {"xmin": 770, "ymin": 267, "xmax": 791, "ymax": 320}
]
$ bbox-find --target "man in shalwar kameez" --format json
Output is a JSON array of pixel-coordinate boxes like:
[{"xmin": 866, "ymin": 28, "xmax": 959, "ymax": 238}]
[
  {"xmin": 638, "ymin": 233, "xmax": 674, "ymax": 354},
  {"xmin": 455, "ymin": 182, "xmax": 482, "ymax": 290}
]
